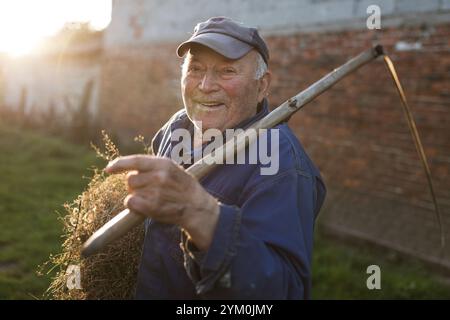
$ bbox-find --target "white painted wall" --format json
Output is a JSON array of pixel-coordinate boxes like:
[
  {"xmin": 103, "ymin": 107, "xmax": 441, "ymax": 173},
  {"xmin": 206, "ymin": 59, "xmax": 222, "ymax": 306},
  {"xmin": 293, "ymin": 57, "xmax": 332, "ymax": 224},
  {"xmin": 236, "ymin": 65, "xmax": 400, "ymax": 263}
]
[{"xmin": 2, "ymin": 57, "xmax": 100, "ymax": 120}]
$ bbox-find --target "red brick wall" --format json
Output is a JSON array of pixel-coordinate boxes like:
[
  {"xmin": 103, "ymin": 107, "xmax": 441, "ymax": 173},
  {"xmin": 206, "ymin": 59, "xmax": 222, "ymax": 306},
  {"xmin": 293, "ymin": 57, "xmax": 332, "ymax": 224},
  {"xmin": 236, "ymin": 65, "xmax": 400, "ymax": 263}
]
[
  {"xmin": 266, "ymin": 23, "xmax": 450, "ymax": 268},
  {"xmin": 98, "ymin": 44, "xmax": 183, "ymax": 146},
  {"xmin": 99, "ymin": 22, "xmax": 450, "ymax": 267}
]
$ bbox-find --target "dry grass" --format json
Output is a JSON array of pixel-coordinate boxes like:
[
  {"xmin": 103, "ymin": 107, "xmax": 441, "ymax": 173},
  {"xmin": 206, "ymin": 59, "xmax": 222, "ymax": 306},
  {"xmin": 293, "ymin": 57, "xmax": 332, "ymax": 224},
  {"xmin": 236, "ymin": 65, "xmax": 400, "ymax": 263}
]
[{"xmin": 39, "ymin": 132, "xmax": 147, "ymax": 299}]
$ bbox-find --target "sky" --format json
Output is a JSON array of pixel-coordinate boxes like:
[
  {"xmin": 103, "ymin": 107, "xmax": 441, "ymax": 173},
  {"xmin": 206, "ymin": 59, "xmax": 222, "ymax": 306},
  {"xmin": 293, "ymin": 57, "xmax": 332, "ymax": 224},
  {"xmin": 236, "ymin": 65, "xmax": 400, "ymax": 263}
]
[{"xmin": 0, "ymin": 0, "xmax": 112, "ymax": 56}]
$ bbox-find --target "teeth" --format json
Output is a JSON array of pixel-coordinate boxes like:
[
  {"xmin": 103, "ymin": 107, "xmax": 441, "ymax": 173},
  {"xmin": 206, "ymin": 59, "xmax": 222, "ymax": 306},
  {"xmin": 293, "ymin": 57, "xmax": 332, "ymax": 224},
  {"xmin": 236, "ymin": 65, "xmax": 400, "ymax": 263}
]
[{"xmin": 201, "ymin": 102, "xmax": 222, "ymax": 106}]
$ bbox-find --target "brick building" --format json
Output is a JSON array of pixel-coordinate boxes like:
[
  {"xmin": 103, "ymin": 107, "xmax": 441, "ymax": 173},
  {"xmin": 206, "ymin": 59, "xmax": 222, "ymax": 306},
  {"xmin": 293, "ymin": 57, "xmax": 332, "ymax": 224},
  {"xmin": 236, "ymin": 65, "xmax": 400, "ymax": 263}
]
[{"xmin": 98, "ymin": 0, "xmax": 450, "ymax": 268}]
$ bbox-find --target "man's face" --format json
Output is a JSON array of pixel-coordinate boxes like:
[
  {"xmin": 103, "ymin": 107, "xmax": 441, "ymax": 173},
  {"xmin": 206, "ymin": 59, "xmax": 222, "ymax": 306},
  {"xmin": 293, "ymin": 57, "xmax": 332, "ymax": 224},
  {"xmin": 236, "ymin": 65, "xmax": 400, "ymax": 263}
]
[{"xmin": 181, "ymin": 45, "xmax": 270, "ymax": 132}]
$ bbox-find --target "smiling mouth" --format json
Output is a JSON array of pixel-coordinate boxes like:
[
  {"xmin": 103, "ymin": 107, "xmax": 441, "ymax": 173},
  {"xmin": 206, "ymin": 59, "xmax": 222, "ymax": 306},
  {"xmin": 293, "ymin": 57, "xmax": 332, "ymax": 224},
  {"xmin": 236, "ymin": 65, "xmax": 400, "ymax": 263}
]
[{"xmin": 198, "ymin": 102, "xmax": 225, "ymax": 109}]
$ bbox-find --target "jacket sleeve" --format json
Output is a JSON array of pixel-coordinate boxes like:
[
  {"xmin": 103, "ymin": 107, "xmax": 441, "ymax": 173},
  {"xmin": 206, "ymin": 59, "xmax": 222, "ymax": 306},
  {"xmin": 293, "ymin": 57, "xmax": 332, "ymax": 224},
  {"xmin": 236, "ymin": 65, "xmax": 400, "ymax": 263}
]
[{"xmin": 180, "ymin": 168, "xmax": 317, "ymax": 299}]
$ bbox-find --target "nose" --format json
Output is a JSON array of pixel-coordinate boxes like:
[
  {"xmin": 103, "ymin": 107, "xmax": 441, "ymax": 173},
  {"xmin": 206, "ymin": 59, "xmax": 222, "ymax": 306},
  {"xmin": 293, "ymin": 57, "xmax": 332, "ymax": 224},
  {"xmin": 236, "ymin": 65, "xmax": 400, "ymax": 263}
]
[{"xmin": 198, "ymin": 70, "xmax": 219, "ymax": 93}]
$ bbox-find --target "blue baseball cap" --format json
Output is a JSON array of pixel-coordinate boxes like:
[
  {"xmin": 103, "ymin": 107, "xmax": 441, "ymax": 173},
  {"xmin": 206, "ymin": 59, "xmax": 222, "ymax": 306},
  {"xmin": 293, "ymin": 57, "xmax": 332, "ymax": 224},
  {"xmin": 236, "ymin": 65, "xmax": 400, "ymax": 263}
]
[{"xmin": 177, "ymin": 17, "xmax": 269, "ymax": 65}]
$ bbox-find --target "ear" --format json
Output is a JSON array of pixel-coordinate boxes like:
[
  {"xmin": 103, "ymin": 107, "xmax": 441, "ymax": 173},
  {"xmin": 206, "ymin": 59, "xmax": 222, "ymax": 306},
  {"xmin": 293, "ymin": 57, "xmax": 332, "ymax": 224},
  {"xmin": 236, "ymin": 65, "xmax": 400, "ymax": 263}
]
[{"xmin": 257, "ymin": 70, "xmax": 271, "ymax": 103}]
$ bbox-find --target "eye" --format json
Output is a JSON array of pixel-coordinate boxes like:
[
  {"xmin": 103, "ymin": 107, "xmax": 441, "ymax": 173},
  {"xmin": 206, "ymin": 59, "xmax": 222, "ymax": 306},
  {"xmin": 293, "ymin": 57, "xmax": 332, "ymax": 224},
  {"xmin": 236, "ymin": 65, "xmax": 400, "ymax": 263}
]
[
  {"xmin": 186, "ymin": 64, "xmax": 203, "ymax": 75},
  {"xmin": 222, "ymin": 67, "xmax": 236, "ymax": 74},
  {"xmin": 224, "ymin": 68, "xmax": 236, "ymax": 73},
  {"xmin": 189, "ymin": 66, "xmax": 201, "ymax": 72}
]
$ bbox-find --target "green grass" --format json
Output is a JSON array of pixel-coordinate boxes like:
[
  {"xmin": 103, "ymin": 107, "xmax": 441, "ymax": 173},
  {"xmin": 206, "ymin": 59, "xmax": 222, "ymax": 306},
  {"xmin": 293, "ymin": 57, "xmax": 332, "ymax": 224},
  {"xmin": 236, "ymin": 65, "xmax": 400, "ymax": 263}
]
[
  {"xmin": 0, "ymin": 120, "xmax": 104, "ymax": 299},
  {"xmin": 312, "ymin": 230, "xmax": 450, "ymax": 299},
  {"xmin": 1, "ymin": 119, "xmax": 450, "ymax": 299}
]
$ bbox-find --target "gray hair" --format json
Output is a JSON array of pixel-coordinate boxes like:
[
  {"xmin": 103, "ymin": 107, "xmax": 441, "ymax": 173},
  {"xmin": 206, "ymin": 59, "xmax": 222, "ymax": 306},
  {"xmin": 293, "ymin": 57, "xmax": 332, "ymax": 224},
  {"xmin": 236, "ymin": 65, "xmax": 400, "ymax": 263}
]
[
  {"xmin": 181, "ymin": 50, "xmax": 268, "ymax": 80},
  {"xmin": 254, "ymin": 51, "xmax": 268, "ymax": 80}
]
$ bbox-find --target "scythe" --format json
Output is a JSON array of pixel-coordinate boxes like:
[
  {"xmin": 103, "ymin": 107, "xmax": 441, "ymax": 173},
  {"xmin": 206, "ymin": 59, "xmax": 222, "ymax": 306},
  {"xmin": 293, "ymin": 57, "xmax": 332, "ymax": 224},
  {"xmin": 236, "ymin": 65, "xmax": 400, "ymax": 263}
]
[{"xmin": 81, "ymin": 44, "xmax": 445, "ymax": 257}]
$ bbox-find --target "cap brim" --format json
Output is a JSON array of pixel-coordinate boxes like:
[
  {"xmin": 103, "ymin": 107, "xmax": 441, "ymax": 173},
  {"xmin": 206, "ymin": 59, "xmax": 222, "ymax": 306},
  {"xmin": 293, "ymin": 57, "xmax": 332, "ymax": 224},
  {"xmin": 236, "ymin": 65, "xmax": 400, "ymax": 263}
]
[{"xmin": 177, "ymin": 33, "xmax": 253, "ymax": 60}]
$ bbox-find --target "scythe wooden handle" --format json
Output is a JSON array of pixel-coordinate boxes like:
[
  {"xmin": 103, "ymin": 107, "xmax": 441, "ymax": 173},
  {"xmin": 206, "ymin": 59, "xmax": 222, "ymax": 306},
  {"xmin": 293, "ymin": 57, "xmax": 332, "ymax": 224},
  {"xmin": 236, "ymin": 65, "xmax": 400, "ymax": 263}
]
[{"xmin": 81, "ymin": 45, "xmax": 385, "ymax": 258}]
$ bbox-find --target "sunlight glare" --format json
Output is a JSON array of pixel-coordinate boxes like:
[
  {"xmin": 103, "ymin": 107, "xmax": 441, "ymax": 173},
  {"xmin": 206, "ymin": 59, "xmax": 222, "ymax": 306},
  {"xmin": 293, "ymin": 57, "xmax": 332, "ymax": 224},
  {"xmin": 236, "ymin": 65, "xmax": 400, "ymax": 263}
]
[{"xmin": 0, "ymin": 0, "xmax": 111, "ymax": 56}]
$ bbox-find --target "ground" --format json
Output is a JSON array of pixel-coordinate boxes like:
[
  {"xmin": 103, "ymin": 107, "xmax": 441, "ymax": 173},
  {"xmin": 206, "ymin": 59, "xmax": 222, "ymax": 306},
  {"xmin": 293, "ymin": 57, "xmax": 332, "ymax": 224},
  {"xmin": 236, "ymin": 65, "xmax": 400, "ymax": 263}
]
[{"xmin": 0, "ymin": 121, "xmax": 102, "ymax": 299}]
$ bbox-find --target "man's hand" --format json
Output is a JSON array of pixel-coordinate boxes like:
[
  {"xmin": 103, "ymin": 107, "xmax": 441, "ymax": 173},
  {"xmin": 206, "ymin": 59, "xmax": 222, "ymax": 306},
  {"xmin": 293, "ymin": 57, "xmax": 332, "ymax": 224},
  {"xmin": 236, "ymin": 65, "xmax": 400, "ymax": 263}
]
[{"xmin": 105, "ymin": 155, "xmax": 220, "ymax": 251}]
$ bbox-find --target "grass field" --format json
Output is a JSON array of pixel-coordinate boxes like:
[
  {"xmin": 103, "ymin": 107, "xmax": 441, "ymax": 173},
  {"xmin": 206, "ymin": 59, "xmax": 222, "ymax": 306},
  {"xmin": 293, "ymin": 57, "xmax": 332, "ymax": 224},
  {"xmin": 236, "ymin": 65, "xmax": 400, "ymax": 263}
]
[
  {"xmin": 1, "ymin": 120, "xmax": 449, "ymax": 299},
  {"xmin": 0, "ymin": 121, "xmax": 103, "ymax": 299},
  {"xmin": 312, "ymin": 230, "xmax": 450, "ymax": 299}
]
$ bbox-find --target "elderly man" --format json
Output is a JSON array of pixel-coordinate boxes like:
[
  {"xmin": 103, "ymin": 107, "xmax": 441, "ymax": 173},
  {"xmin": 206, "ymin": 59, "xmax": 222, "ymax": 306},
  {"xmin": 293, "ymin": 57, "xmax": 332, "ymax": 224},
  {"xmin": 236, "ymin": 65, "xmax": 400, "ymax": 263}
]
[{"xmin": 105, "ymin": 17, "xmax": 326, "ymax": 299}]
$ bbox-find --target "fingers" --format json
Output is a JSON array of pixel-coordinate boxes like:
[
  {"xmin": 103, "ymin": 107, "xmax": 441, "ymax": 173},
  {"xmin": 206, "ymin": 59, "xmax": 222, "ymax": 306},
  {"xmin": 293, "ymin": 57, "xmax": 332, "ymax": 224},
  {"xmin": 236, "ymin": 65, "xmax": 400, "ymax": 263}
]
[
  {"xmin": 105, "ymin": 155, "xmax": 171, "ymax": 174},
  {"xmin": 108, "ymin": 154, "xmax": 201, "ymax": 226},
  {"xmin": 124, "ymin": 193, "xmax": 188, "ymax": 225},
  {"xmin": 124, "ymin": 194, "xmax": 153, "ymax": 216},
  {"xmin": 126, "ymin": 170, "xmax": 170, "ymax": 190}
]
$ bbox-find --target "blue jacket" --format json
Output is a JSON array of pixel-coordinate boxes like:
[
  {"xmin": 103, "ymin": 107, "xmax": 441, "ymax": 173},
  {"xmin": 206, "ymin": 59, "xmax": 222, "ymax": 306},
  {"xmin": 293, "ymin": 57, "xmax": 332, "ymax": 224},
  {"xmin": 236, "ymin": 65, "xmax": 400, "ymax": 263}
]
[{"xmin": 135, "ymin": 100, "xmax": 326, "ymax": 299}]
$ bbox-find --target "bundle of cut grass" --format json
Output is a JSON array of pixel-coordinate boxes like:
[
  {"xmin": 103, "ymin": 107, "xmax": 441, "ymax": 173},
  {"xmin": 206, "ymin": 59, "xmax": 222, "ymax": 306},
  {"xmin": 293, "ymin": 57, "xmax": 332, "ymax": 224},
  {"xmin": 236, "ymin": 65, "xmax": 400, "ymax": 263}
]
[{"xmin": 39, "ymin": 133, "xmax": 148, "ymax": 299}]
